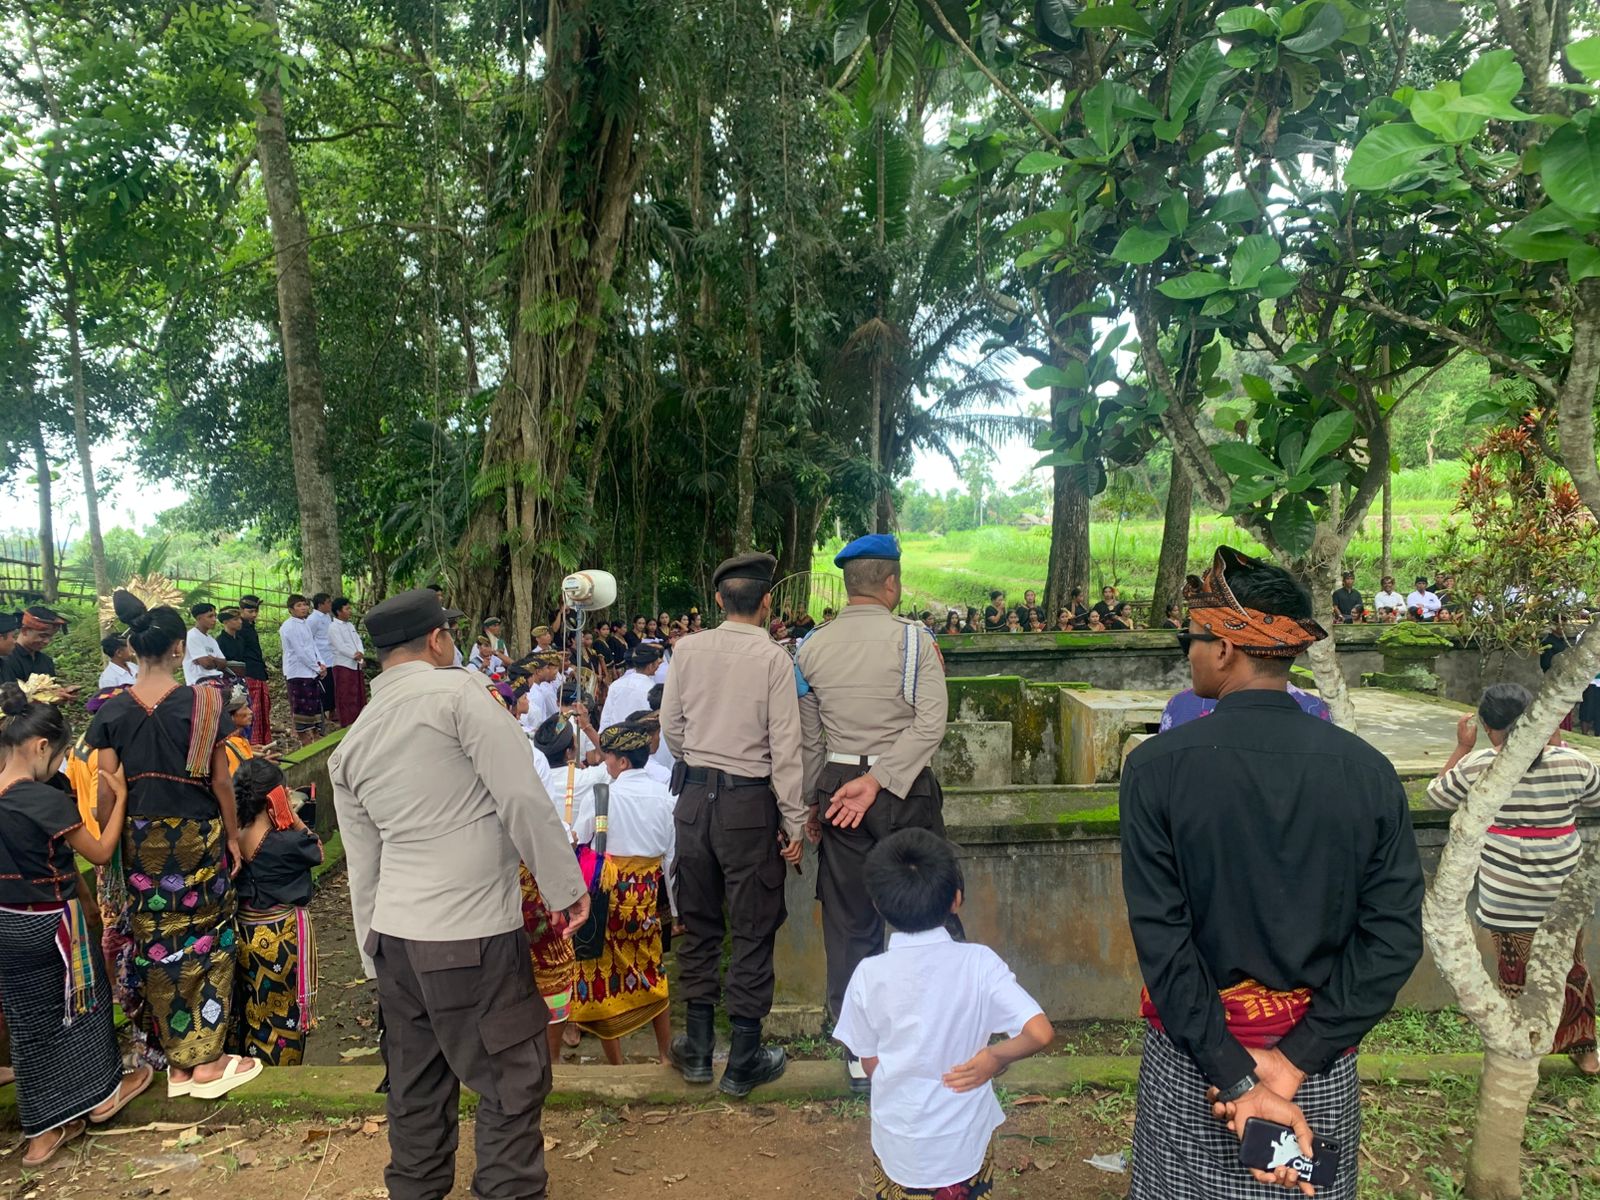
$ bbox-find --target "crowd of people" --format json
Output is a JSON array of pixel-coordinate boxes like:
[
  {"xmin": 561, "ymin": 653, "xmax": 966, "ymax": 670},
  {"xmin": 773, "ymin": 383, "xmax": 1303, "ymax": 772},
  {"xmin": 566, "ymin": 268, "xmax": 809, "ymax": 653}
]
[{"xmin": 0, "ymin": 538, "xmax": 1592, "ymax": 1199}]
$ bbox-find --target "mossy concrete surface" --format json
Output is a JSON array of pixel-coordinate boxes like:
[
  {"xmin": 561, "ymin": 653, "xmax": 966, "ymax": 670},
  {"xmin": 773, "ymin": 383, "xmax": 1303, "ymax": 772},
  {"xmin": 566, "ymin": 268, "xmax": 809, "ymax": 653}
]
[{"xmin": 4, "ymin": 1053, "xmax": 1582, "ymax": 1128}]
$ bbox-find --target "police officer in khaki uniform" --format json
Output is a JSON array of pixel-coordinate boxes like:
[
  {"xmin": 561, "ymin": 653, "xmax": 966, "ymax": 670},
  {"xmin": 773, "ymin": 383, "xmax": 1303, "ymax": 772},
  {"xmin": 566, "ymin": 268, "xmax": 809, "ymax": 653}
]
[
  {"xmin": 331, "ymin": 588, "xmax": 587, "ymax": 1200},
  {"xmin": 795, "ymin": 534, "xmax": 948, "ymax": 1092},
  {"xmin": 660, "ymin": 552, "xmax": 805, "ymax": 1097}
]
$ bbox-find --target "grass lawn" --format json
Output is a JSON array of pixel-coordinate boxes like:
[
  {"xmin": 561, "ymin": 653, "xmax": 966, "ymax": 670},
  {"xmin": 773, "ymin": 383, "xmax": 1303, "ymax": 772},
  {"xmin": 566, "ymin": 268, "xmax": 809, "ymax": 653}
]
[{"xmin": 810, "ymin": 465, "xmax": 1462, "ymax": 616}]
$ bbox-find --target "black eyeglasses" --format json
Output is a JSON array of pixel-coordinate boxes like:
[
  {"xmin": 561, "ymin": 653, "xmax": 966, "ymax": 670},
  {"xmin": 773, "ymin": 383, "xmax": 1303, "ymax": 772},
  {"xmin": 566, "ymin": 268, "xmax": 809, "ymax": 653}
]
[{"xmin": 1176, "ymin": 630, "xmax": 1223, "ymax": 654}]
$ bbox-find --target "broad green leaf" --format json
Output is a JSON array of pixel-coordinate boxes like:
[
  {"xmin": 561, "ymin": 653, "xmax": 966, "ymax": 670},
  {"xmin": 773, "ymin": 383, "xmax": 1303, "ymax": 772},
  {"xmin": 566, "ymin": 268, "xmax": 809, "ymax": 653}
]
[
  {"xmin": 1217, "ymin": 6, "xmax": 1275, "ymax": 34},
  {"xmin": 1157, "ymin": 271, "xmax": 1233, "ymax": 299},
  {"xmin": 1025, "ymin": 364, "xmax": 1076, "ymax": 390},
  {"xmin": 1073, "ymin": 4, "xmax": 1154, "ymax": 35},
  {"xmin": 1016, "ymin": 150, "xmax": 1073, "ymax": 175},
  {"xmin": 1411, "ymin": 84, "xmax": 1487, "ymax": 144},
  {"xmin": 1242, "ymin": 374, "xmax": 1275, "ymax": 403},
  {"xmin": 1036, "ymin": 0, "xmax": 1081, "ymax": 41},
  {"xmin": 1310, "ymin": 459, "xmax": 1349, "ymax": 487},
  {"xmin": 1210, "ymin": 189, "xmax": 1263, "ymax": 225},
  {"xmin": 1492, "ymin": 306, "xmax": 1541, "ymax": 343},
  {"xmin": 833, "ymin": 10, "xmax": 869, "ymax": 63},
  {"xmin": 1569, "ymin": 37, "xmax": 1600, "ymax": 82},
  {"xmin": 1170, "ymin": 43, "xmax": 1228, "ymax": 118},
  {"xmin": 1108, "ymin": 81, "xmax": 1163, "ymax": 121},
  {"xmin": 1256, "ymin": 267, "xmax": 1299, "ymax": 298},
  {"xmin": 1159, "ymin": 193, "xmax": 1190, "ymax": 235},
  {"xmin": 1081, "ymin": 81, "xmax": 1115, "ymax": 153},
  {"xmin": 1280, "ymin": 342, "xmax": 1319, "ymax": 366},
  {"xmin": 1282, "ymin": 58, "xmax": 1320, "ymax": 112},
  {"xmin": 1109, "ymin": 227, "xmax": 1165, "ymax": 267},
  {"xmin": 1230, "ymin": 478, "xmax": 1279, "ymax": 505},
  {"xmin": 1299, "ymin": 409, "xmax": 1356, "ymax": 466},
  {"xmin": 1186, "ymin": 221, "xmax": 1230, "ymax": 255},
  {"xmin": 1281, "ymin": 2, "xmax": 1344, "ymax": 53},
  {"xmin": 1502, "ymin": 207, "xmax": 1588, "ymax": 261},
  {"xmin": 1230, "ymin": 233, "xmax": 1281, "ymax": 288},
  {"xmin": 1283, "ymin": 472, "xmax": 1315, "ymax": 493},
  {"xmin": 1569, "ymin": 244, "xmax": 1600, "ymax": 282},
  {"xmin": 1202, "ymin": 293, "xmax": 1236, "ymax": 316},
  {"xmin": 1213, "ymin": 406, "xmax": 1245, "ymax": 431},
  {"xmin": 1278, "ymin": 430, "xmax": 1305, "ymax": 475},
  {"xmin": 1462, "ymin": 49, "xmax": 1523, "ymax": 101},
  {"xmin": 1270, "ymin": 496, "xmax": 1317, "ymax": 556},
  {"xmin": 1541, "ymin": 123, "xmax": 1600, "ymax": 215},
  {"xmin": 1212, "ymin": 441, "xmax": 1283, "ymax": 478},
  {"xmin": 1344, "ymin": 122, "xmax": 1442, "ymax": 190},
  {"xmin": 1153, "ymin": 118, "xmax": 1184, "ymax": 141}
]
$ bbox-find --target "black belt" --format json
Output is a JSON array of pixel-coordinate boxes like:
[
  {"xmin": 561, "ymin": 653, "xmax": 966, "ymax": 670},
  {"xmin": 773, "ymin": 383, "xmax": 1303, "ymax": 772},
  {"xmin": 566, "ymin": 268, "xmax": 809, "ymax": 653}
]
[{"xmin": 683, "ymin": 766, "xmax": 770, "ymax": 789}]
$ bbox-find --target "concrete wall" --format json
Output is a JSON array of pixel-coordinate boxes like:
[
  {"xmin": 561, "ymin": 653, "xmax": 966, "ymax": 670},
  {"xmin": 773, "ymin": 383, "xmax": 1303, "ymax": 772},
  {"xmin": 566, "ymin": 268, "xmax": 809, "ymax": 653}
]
[
  {"xmin": 281, "ymin": 728, "xmax": 346, "ymax": 840},
  {"xmin": 938, "ymin": 627, "xmax": 1546, "ymax": 707},
  {"xmin": 772, "ymin": 798, "xmax": 1600, "ymax": 1026}
]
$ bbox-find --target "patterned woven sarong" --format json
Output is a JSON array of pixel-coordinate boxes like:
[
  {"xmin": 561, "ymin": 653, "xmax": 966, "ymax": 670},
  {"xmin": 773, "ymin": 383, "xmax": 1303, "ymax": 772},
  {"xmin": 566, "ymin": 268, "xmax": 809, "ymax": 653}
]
[
  {"xmin": 520, "ymin": 865, "xmax": 576, "ymax": 1023},
  {"xmin": 1496, "ymin": 929, "xmax": 1596, "ymax": 1054},
  {"xmin": 123, "ymin": 816, "xmax": 238, "ymax": 1069},
  {"xmin": 570, "ymin": 854, "xmax": 668, "ymax": 1040},
  {"xmin": 872, "ymin": 1144, "xmax": 994, "ymax": 1199},
  {"xmin": 1130, "ymin": 1027, "xmax": 1358, "ymax": 1199},
  {"xmin": 232, "ymin": 905, "xmax": 315, "ymax": 1065}
]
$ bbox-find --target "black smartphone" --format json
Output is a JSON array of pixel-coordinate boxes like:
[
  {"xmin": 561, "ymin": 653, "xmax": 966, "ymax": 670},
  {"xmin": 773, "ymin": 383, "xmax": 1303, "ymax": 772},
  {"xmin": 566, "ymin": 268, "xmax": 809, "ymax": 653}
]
[{"xmin": 1238, "ymin": 1117, "xmax": 1341, "ymax": 1188}]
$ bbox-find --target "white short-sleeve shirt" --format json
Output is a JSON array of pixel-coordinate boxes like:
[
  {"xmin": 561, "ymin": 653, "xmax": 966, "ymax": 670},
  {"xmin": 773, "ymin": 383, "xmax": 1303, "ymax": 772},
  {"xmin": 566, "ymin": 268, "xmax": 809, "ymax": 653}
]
[
  {"xmin": 833, "ymin": 928, "xmax": 1044, "ymax": 1189},
  {"xmin": 184, "ymin": 627, "xmax": 223, "ymax": 686}
]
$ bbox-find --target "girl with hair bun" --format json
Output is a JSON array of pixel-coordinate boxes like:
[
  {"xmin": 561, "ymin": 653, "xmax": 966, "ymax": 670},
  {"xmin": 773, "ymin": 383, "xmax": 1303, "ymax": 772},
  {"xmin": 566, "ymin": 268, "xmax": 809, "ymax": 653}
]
[
  {"xmin": 227, "ymin": 757, "xmax": 322, "ymax": 1066},
  {"xmin": 84, "ymin": 589, "xmax": 262, "ymax": 1100},
  {"xmin": 0, "ymin": 682, "xmax": 153, "ymax": 1164}
]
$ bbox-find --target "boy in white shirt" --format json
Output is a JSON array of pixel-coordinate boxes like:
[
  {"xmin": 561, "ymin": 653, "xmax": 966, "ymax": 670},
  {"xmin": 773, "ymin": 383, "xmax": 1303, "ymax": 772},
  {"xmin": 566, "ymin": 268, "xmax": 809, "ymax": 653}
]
[
  {"xmin": 183, "ymin": 603, "xmax": 227, "ymax": 686},
  {"xmin": 98, "ymin": 634, "xmax": 139, "ymax": 691},
  {"xmin": 834, "ymin": 829, "xmax": 1054, "ymax": 1200}
]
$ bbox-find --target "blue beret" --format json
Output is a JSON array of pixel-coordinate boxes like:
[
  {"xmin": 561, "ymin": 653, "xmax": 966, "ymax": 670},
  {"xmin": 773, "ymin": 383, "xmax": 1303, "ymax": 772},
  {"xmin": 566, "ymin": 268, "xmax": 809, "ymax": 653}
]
[{"xmin": 833, "ymin": 534, "xmax": 901, "ymax": 567}]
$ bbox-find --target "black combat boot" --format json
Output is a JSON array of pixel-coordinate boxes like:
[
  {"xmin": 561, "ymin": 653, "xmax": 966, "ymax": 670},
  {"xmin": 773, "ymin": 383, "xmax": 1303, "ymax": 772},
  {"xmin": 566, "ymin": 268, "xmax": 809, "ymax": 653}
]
[
  {"xmin": 718, "ymin": 1018, "xmax": 786, "ymax": 1098},
  {"xmin": 669, "ymin": 1001, "xmax": 715, "ymax": 1084}
]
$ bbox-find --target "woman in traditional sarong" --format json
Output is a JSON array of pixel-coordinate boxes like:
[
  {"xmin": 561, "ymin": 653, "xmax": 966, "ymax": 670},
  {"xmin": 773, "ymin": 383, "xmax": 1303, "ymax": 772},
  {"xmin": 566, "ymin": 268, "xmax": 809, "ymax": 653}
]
[
  {"xmin": 1430, "ymin": 683, "xmax": 1600, "ymax": 1072},
  {"xmin": 0, "ymin": 682, "xmax": 154, "ymax": 1165},
  {"xmin": 86, "ymin": 588, "xmax": 262, "ymax": 1100},
  {"xmin": 228, "ymin": 758, "xmax": 322, "ymax": 1064},
  {"xmin": 568, "ymin": 723, "xmax": 677, "ymax": 1065}
]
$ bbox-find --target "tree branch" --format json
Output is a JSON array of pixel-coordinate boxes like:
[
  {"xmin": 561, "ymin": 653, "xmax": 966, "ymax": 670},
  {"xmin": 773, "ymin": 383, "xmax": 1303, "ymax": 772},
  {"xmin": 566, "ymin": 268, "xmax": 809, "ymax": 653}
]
[
  {"xmin": 920, "ymin": 3, "xmax": 1067, "ymax": 153},
  {"xmin": 1555, "ymin": 278, "xmax": 1600, "ymax": 519},
  {"xmin": 1133, "ymin": 303, "xmax": 1231, "ymax": 511},
  {"xmin": 287, "ymin": 121, "xmax": 402, "ymax": 144}
]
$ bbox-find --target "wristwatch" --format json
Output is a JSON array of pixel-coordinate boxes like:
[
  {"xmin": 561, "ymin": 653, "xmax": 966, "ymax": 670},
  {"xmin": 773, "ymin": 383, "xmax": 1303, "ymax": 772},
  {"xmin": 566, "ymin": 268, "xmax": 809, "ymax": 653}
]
[{"xmin": 1215, "ymin": 1071, "xmax": 1259, "ymax": 1103}]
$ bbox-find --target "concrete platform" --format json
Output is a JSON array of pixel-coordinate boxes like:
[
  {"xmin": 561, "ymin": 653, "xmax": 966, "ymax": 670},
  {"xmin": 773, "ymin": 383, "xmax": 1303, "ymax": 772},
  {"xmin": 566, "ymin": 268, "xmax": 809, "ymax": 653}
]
[{"xmin": 1058, "ymin": 689, "xmax": 1170, "ymax": 784}]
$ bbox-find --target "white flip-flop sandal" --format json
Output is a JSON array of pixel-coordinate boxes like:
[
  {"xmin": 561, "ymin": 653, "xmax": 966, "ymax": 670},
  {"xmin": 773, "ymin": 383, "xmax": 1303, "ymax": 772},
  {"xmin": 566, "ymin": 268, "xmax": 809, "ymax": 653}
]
[
  {"xmin": 187, "ymin": 1055, "xmax": 262, "ymax": 1100},
  {"xmin": 166, "ymin": 1074, "xmax": 192, "ymax": 1099}
]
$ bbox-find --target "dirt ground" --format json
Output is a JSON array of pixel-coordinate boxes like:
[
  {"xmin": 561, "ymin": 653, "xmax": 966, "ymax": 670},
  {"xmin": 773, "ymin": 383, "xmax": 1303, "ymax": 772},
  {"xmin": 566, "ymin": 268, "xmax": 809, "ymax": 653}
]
[{"xmin": 0, "ymin": 1101, "xmax": 1135, "ymax": 1200}]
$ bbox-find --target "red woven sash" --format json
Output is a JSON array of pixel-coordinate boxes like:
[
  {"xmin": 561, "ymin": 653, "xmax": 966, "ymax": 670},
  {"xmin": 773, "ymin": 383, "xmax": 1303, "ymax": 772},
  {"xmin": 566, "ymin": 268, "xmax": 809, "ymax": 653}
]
[{"xmin": 1141, "ymin": 978, "xmax": 1312, "ymax": 1048}]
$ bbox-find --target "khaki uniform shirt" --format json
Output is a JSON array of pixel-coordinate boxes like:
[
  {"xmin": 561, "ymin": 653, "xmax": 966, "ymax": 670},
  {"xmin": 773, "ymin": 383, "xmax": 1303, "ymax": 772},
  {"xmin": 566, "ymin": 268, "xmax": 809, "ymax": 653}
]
[
  {"xmin": 795, "ymin": 603, "xmax": 947, "ymax": 799},
  {"xmin": 659, "ymin": 620, "xmax": 806, "ymax": 842},
  {"xmin": 331, "ymin": 660, "xmax": 585, "ymax": 977}
]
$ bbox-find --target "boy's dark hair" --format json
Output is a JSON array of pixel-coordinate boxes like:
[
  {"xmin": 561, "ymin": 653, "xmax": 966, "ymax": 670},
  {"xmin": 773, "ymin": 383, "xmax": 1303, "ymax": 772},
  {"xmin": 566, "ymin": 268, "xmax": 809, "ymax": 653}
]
[
  {"xmin": 647, "ymin": 683, "xmax": 664, "ymax": 710},
  {"xmin": 239, "ymin": 595, "xmax": 261, "ymax": 608},
  {"xmin": 287, "ymin": 593, "xmax": 308, "ymax": 607},
  {"xmin": 864, "ymin": 828, "xmax": 962, "ymax": 933},
  {"xmin": 101, "ymin": 634, "xmax": 126, "ymax": 658},
  {"xmin": 332, "ymin": 596, "xmax": 352, "ymax": 617},
  {"xmin": 1479, "ymin": 682, "xmax": 1534, "ymax": 733},
  {"xmin": 191, "ymin": 602, "xmax": 216, "ymax": 618},
  {"xmin": 311, "ymin": 592, "xmax": 331, "ymax": 607}
]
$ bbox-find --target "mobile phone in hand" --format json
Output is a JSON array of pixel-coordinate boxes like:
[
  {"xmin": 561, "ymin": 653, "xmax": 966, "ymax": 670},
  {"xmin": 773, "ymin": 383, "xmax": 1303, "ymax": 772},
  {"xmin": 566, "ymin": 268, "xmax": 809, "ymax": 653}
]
[{"xmin": 1238, "ymin": 1117, "xmax": 1341, "ymax": 1188}]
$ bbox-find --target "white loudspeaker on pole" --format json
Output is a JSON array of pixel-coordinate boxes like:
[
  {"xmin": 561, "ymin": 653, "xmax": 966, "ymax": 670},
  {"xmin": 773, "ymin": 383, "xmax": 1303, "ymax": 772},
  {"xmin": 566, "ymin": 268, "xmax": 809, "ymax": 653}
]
[{"xmin": 561, "ymin": 569, "xmax": 617, "ymax": 612}]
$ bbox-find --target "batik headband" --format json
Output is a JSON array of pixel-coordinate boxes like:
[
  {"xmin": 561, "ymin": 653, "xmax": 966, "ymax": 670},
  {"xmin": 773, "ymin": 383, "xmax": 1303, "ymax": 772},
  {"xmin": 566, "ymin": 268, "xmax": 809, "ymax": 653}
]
[
  {"xmin": 1183, "ymin": 546, "xmax": 1328, "ymax": 659},
  {"xmin": 20, "ymin": 610, "xmax": 65, "ymax": 632},
  {"xmin": 599, "ymin": 723, "xmax": 651, "ymax": 753}
]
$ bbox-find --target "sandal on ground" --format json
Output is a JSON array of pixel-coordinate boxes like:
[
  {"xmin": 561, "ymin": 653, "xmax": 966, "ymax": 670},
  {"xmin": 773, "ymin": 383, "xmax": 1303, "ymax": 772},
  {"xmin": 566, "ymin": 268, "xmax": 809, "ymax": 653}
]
[
  {"xmin": 166, "ymin": 1073, "xmax": 192, "ymax": 1099},
  {"xmin": 90, "ymin": 1064, "xmax": 155, "ymax": 1125},
  {"xmin": 187, "ymin": 1055, "xmax": 262, "ymax": 1100},
  {"xmin": 20, "ymin": 1120, "xmax": 85, "ymax": 1168}
]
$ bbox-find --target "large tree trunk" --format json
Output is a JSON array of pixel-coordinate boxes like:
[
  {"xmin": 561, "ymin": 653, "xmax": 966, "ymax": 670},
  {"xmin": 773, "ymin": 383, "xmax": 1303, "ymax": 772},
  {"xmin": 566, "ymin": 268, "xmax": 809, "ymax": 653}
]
[
  {"xmin": 1300, "ymin": 542, "xmax": 1357, "ymax": 729},
  {"xmin": 1150, "ymin": 459, "xmax": 1192, "ymax": 626},
  {"xmin": 733, "ymin": 183, "xmax": 762, "ymax": 552},
  {"xmin": 458, "ymin": 0, "xmax": 647, "ymax": 638},
  {"xmin": 1381, "ymin": 473, "xmax": 1393, "ymax": 582},
  {"xmin": 1042, "ymin": 274, "xmax": 1096, "ymax": 614},
  {"xmin": 30, "ymin": 416, "xmax": 58, "ymax": 604},
  {"xmin": 1465, "ymin": 1052, "xmax": 1540, "ymax": 1200},
  {"xmin": 255, "ymin": 0, "xmax": 342, "ymax": 596}
]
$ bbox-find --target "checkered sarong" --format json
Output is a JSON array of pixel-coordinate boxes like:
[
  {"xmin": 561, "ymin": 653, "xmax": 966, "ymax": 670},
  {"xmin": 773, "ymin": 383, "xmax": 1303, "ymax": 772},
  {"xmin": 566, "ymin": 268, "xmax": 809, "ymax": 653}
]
[{"xmin": 1130, "ymin": 1027, "xmax": 1359, "ymax": 1199}]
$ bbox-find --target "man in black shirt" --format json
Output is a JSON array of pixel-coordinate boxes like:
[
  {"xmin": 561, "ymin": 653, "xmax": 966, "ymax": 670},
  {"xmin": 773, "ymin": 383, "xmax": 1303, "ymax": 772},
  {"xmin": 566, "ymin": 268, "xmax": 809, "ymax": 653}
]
[
  {"xmin": 2, "ymin": 606, "xmax": 75, "ymax": 697},
  {"xmin": 232, "ymin": 596, "xmax": 273, "ymax": 748},
  {"xmin": 1331, "ymin": 571, "xmax": 1364, "ymax": 623},
  {"xmin": 1121, "ymin": 547, "xmax": 1423, "ymax": 1199}
]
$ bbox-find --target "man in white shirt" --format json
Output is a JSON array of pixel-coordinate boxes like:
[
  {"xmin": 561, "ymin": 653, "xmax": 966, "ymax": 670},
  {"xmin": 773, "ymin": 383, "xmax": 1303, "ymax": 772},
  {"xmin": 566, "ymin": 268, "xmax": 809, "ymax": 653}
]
[
  {"xmin": 97, "ymin": 634, "xmax": 139, "ymax": 691},
  {"xmin": 328, "ymin": 596, "xmax": 368, "ymax": 727},
  {"xmin": 308, "ymin": 592, "xmax": 338, "ymax": 719},
  {"xmin": 517, "ymin": 655, "xmax": 563, "ymax": 736},
  {"xmin": 1406, "ymin": 576, "xmax": 1442, "ymax": 621},
  {"xmin": 183, "ymin": 603, "xmax": 227, "ymax": 686},
  {"xmin": 1373, "ymin": 575, "xmax": 1404, "ymax": 621},
  {"xmin": 280, "ymin": 593, "xmax": 328, "ymax": 745},
  {"xmin": 599, "ymin": 643, "xmax": 662, "ymax": 731}
]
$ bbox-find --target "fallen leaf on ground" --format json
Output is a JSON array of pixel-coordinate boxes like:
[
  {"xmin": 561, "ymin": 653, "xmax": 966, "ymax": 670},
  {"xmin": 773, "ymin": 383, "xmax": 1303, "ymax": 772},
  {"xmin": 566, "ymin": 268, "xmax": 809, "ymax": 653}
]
[
  {"xmin": 235, "ymin": 1147, "xmax": 258, "ymax": 1168},
  {"xmin": 1011, "ymin": 1095, "xmax": 1049, "ymax": 1106},
  {"xmin": 361, "ymin": 1121, "xmax": 383, "ymax": 1136},
  {"xmin": 543, "ymin": 1136, "xmax": 561, "ymax": 1152},
  {"xmin": 303, "ymin": 1128, "xmax": 335, "ymax": 1143},
  {"xmin": 612, "ymin": 1165, "xmax": 637, "ymax": 1176},
  {"xmin": 663, "ymin": 1173, "xmax": 687, "ymax": 1184},
  {"xmin": 563, "ymin": 1138, "xmax": 600, "ymax": 1160},
  {"xmin": 340, "ymin": 1047, "xmax": 380, "ymax": 1061}
]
